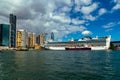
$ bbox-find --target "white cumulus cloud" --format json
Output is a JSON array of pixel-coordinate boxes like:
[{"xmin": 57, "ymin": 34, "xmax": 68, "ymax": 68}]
[
  {"xmin": 103, "ymin": 22, "xmax": 116, "ymax": 28},
  {"xmin": 71, "ymin": 19, "xmax": 85, "ymax": 25},
  {"xmin": 75, "ymin": 0, "xmax": 92, "ymax": 6},
  {"xmin": 83, "ymin": 15, "xmax": 96, "ymax": 21},
  {"xmin": 113, "ymin": 4, "xmax": 120, "ymax": 10},
  {"xmin": 112, "ymin": 0, "xmax": 120, "ymax": 10},
  {"xmin": 0, "ymin": 0, "xmax": 96, "ymax": 41},
  {"xmin": 98, "ymin": 8, "xmax": 107, "ymax": 16},
  {"xmin": 80, "ymin": 3, "xmax": 98, "ymax": 15},
  {"xmin": 103, "ymin": 21, "xmax": 120, "ymax": 32},
  {"xmin": 81, "ymin": 30, "xmax": 92, "ymax": 35}
]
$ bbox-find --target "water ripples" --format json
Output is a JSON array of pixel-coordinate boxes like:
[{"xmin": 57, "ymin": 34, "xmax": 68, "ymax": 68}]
[{"xmin": 0, "ymin": 50, "xmax": 120, "ymax": 80}]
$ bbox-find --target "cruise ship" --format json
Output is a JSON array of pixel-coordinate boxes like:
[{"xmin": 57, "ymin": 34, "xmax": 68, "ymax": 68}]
[{"xmin": 43, "ymin": 36, "xmax": 111, "ymax": 50}]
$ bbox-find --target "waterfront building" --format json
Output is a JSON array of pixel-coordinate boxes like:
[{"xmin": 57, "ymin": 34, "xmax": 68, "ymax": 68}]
[
  {"xmin": 110, "ymin": 41, "xmax": 120, "ymax": 50},
  {"xmin": 36, "ymin": 34, "xmax": 45, "ymax": 46},
  {"xmin": 111, "ymin": 41, "xmax": 120, "ymax": 47},
  {"xmin": 0, "ymin": 24, "xmax": 10, "ymax": 48},
  {"xmin": 9, "ymin": 14, "xmax": 17, "ymax": 48},
  {"xmin": 16, "ymin": 29, "xmax": 28, "ymax": 48},
  {"xmin": 16, "ymin": 30, "xmax": 22, "ymax": 48},
  {"xmin": 28, "ymin": 32, "xmax": 35, "ymax": 48}
]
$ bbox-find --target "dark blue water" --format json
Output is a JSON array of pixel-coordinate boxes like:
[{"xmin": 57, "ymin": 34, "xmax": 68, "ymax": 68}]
[{"xmin": 0, "ymin": 50, "xmax": 120, "ymax": 80}]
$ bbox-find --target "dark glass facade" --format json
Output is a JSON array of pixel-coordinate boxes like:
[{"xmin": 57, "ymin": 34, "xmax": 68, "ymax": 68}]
[
  {"xmin": 51, "ymin": 32, "xmax": 54, "ymax": 41},
  {"xmin": 0, "ymin": 24, "xmax": 10, "ymax": 46},
  {"xmin": 10, "ymin": 14, "xmax": 17, "ymax": 48}
]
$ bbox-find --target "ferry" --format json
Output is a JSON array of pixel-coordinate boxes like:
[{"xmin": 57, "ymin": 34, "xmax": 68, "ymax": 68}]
[{"xmin": 43, "ymin": 36, "xmax": 111, "ymax": 50}]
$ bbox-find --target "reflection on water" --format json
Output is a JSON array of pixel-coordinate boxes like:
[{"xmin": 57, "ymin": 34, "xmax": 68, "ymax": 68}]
[
  {"xmin": 0, "ymin": 50, "xmax": 120, "ymax": 80},
  {"xmin": 0, "ymin": 51, "xmax": 18, "ymax": 79}
]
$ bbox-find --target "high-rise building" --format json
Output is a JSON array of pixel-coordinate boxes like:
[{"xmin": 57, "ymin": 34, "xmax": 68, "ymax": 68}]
[
  {"xmin": 9, "ymin": 14, "xmax": 17, "ymax": 48},
  {"xmin": 0, "ymin": 24, "xmax": 10, "ymax": 47},
  {"xmin": 51, "ymin": 32, "xmax": 54, "ymax": 41},
  {"xmin": 36, "ymin": 34, "xmax": 45, "ymax": 46},
  {"xmin": 28, "ymin": 32, "xmax": 35, "ymax": 48},
  {"xmin": 16, "ymin": 29, "xmax": 28, "ymax": 48},
  {"xmin": 16, "ymin": 30, "xmax": 22, "ymax": 48}
]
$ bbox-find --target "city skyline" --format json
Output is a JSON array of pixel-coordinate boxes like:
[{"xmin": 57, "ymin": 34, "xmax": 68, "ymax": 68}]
[{"xmin": 0, "ymin": 0, "xmax": 120, "ymax": 41}]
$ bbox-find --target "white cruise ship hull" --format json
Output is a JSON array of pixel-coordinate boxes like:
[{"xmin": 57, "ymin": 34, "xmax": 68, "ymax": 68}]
[
  {"xmin": 91, "ymin": 46, "xmax": 108, "ymax": 50},
  {"xmin": 45, "ymin": 46, "xmax": 108, "ymax": 50},
  {"xmin": 46, "ymin": 47, "xmax": 65, "ymax": 50}
]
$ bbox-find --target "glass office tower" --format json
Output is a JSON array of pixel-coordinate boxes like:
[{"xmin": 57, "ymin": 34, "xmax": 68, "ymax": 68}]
[
  {"xmin": 0, "ymin": 24, "xmax": 10, "ymax": 46},
  {"xmin": 51, "ymin": 32, "xmax": 54, "ymax": 41},
  {"xmin": 9, "ymin": 14, "xmax": 17, "ymax": 48}
]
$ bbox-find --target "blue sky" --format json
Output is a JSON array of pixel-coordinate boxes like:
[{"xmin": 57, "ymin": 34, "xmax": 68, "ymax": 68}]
[
  {"xmin": 0, "ymin": 0, "xmax": 120, "ymax": 41},
  {"xmin": 61, "ymin": 0, "xmax": 120, "ymax": 41}
]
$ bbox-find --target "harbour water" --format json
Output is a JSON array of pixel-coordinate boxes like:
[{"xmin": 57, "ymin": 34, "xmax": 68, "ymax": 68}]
[{"xmin": 0, "ymin": 50, "xmax": 120, "ymax": 80}]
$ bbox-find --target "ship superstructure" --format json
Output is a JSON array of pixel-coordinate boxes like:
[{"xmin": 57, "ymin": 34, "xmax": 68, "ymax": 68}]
[{"xmin": 44, "ymin": 36, "xmax": 111, "ymax": 50}]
